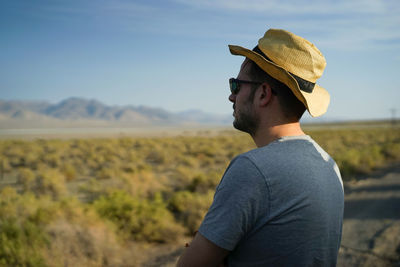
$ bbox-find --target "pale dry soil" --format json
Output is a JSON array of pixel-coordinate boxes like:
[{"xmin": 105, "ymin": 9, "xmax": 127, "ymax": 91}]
[
  {"xmin": 338, "ymin": 163, "xmax": 400, "ymax": 267},
  {"xmin": 143, "ymin": 164, "xmax": 400, "ymax": 267}
]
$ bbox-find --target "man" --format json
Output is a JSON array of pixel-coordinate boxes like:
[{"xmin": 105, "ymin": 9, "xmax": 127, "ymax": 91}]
[{"xmin": 177, "ymin": 29, "xmax": 344, "ymax": 267}]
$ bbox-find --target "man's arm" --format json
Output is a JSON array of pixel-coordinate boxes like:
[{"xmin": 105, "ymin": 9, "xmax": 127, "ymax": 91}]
[{"xmin": 176, "ymin": 232, "xmax": 229, "ymax": 267}]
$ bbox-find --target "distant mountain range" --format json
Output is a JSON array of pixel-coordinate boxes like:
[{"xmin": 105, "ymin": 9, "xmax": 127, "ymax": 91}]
[{"xmin": 0, "ymin": 98, "xmax": 232, "ymax": 128}]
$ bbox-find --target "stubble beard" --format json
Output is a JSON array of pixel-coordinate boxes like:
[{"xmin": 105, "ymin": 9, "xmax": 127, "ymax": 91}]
[{"xmin": 233, "ymin": 103, "xmax": 259, "ymax": 136}]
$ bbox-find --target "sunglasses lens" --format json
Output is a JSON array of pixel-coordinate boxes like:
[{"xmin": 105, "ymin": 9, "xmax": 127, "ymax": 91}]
[{"xmin": 229, "ymin": 79, "xmax": 239, "ymax": 94}]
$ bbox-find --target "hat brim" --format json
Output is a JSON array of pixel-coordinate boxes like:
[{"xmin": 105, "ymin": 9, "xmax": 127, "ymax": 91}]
[{"xmin": 229, "ymin": 45, "xmax": 330, "ymax": 117}]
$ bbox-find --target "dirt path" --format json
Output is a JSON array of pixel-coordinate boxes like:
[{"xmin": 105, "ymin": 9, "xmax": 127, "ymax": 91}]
[{"xmin": 338, "ymin": 164, "xmax": 400, "ymax": 267}]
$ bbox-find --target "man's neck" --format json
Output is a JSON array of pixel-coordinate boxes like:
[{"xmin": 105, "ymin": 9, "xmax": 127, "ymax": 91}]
[{"xmin": 251, "ymin": 121, "xmax": 305, "ymax": 148}]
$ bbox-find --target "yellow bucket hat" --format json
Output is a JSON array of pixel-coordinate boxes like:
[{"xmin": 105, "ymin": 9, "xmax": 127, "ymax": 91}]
[{"xmin": 229, "ymin": 28, "xmax": 330, "ymax": 117}]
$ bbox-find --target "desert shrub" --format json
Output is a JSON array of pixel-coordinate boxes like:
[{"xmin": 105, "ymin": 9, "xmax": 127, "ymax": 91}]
[
  {"xmin": 124, "ymin": 170, "xmax": 167, "ymax": 198},
  {"xmin": 34, "ymin": 168, "xmax": 67, "ymax": 199},
  {"xmin": 168, "ymin": 167, "xmax": 221, "ymax": 194},
  {"xmin": 308, "ymin": 128, "xmax": 400, "ymax": 178},
  {"xmin": 42, "ymin": 198, "xmax": 123, "ymax": 267},
  {"xmin": 177, "ymin": 153, "xmax": 198, "ymax": 167},
  {"xmin": 95, "ymin": 166, "xmax": 119, "ymax": 180},
  {"xmin": 17, "ymin": 167, "xmax": 36, "ymax": 191},
  {"xmin": 0, "ymin": 187, "xmax": 124, "ymax": 267},
  {"xmin": 60, "ymin": 163, "xmax": 77, "ymax": 181},
  {"xmin": 0, "ymin": 217, "xmax": 48, "ymax": 267},
  {"xmin": 383, "ymin": 142, "xmax": 400, "ymax": 160},
  {"xmin": 78, "ymin": 179, "xmax": 105, "ymax": 202},
  {"xmin": 334, "ymin": 148, "xmax": 362, "ymax": 177},
  {"xmin": 146, "ymin": 149, "xmax": 168, "ymax": 165},
  {"xmin": 0, "ymin": 158, "xmax": 11, "ymax": 174},
  {"xmin": 21, "ymin": 151, "xmax": 40, "ymax": 170},
  {"xmin": 169, "ymin": 190, "xmax": 214, "ymax": 233},
  {"xmin": 187, "ymin": 172, "xmax": 221, "ymax": 193},
  {"xmin": 169, "ymin": 165, "xmax": 195, "ymax": 191},
  {"xmin": 361, "ymin": 145, "xmax": 385, "ymax": 171},
  {"xmin": 41, "ymin": 153, "xmax": 61, "ymax": 168},
  {"xmin": 79, "ymin": 175, "xmax": 133, "ymax": 203},
  {"xmin": 93, "ymin": 190, "xmax": 184, "ymax": 243},
  {"xmin": 3, "ymin": 145, "xmax": 25, "ymax": 168},
  {"xmin": 0, "ymin": 187, "xmax": 51, "ymax": 267},
  {"xmin": 43, "ymin": 219, "xmax": 122, "ymax": 267}
]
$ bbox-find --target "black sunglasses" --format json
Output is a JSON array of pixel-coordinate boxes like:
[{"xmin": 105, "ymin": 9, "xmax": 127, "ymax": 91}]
[{"xmin": 229, "ymin": 78, "xmax": 277, "ymax": 95}]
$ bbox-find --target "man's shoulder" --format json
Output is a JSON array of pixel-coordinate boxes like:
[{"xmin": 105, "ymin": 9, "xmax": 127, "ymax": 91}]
[
  {"xmin": 237, "ymin": 135, "xmax": 339, "ymax": 178},
  {"xmin": 239, "ymin": 135, "xmax": 314, "ymax": 162},
  {"xmin": 243, "ymin": 135, "xmax": 330, "ymax": 159},
  {"xmin": 226, "ymin": 153, "xmax": 260, "ymax": 175},
  {"xmin": 219, "ymin": 154, "xmax": 268, "ymax": 191}
]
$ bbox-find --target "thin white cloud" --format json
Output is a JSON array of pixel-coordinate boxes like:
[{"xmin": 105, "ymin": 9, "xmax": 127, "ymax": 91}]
[
  {"xmin": 173, "ymin": 0, "xmax": 388, "ymax": 15},
  {"xmin": 115, "ymin": 0, "xmax": 399, "ymax": 52},
  {"xmin": 10, "ymin": 0, "xmax": 398, "ymax": 51}
]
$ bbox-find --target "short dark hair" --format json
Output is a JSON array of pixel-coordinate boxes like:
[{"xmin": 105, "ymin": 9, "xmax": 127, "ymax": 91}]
[{"xmin": 247, "ymin": 60, "xmax": 306, "ymax": 121}]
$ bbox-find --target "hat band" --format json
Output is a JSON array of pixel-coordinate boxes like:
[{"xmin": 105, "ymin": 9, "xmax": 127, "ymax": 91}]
[{"xmin": 253, "ymin": 46, "xmax": 315, "ymax": 93}]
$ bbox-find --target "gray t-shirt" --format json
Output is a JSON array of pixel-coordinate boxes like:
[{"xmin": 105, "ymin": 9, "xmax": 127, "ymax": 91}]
[{"xmin": 199, "ymin": 135, "xmax": 344, "ymax": 266}]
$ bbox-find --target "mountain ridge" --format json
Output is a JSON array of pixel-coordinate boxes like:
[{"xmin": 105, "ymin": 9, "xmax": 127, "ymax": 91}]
[{"xmin": 0, "ymin": 97, "xmax": 231, "ymax": 128}]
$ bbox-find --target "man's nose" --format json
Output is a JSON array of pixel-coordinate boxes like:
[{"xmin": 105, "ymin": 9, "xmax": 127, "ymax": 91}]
[{"xmin": 229, "ymin": 93, "xmax": 236, "ymax": 103}]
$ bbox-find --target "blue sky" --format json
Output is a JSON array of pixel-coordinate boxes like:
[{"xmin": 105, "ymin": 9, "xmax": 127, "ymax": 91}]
[{"xmin": 1, "ymin": 0, "xmax": 399, "ymax": 120}]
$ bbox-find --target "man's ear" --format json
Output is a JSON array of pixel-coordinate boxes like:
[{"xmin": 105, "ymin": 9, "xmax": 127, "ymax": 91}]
[{"xmin": 258, "ymin": 82, "xmax": 273, "ymax": 107}]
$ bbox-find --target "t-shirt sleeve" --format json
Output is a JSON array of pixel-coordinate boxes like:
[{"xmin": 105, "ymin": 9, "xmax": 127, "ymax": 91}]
[{"xmin": 198, "ymin": 155, "xmax": 270, "ymax": 251}]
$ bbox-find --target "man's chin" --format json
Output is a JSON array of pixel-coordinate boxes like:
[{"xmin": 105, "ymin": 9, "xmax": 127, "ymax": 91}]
[
  {"xmin": 233, "ymin": 117, "xmax": 257, "ymax": 136},
  {"xmin": 232, "ymin": 119, "xmax": 242, "ymax": 132}
]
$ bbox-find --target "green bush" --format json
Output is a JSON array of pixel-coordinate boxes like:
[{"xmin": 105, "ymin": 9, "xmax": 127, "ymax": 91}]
[
  {"xmin": 0, "ymin": 187, "xmax": 50, "ymax": 267},
  {"xmin": 93, "ymin": 190, "xmax": 184, "ymax": 243},
  {"xmin": 384, "ymin": 142, "xmax": 400, "ymax": 160},
  {"xmin": 34, "ymin": 168, "xmax": 67, "ymax": 199},
  {"xmin": 0, "ymin": 187, "xmax": 124, "ymax": 267},
  {"xmin": 0, "ymin": 218, "xmax": 48, "ymax": 267},
  {"xmin": 42, "ymin": 198, "xmax": 123, "ymax": 267},
  {"xmin": 60, "ymin": 163, "xmax": 77, "ymax": 181},
  {"xmin": 169, "ymin": 190, "xmax": 214, "ymax": 233},
  {"xmin": 17, "ymin": 168, "xmax": 36, "ymax": 192},
  {"xmin": 187, "ymin": 172, "xmax": 220, "ymax": 193}
]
